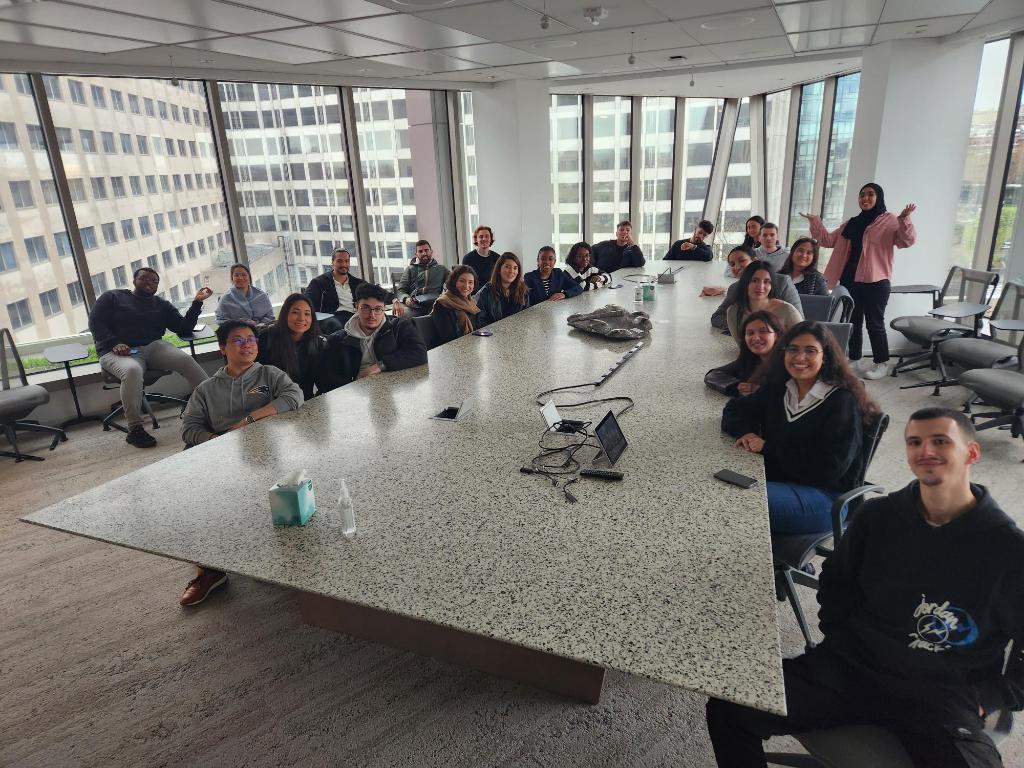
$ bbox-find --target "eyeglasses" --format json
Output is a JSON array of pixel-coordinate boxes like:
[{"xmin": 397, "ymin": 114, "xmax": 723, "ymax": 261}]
[
  {"xmin": 228, "ymin": 336, "xmax": 258, "ymax": 346},
  {"xmin": 784, "ymin": 345, "xmax": 822, "ymax": 357},
  {"xmin": 358, "ymin": 305, "xmax": 386, "ymax": 315}
]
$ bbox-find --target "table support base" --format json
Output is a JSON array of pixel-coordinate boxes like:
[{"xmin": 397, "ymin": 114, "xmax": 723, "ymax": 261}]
[{"xmin": 296, "ymin": 592, "xmax": 606, "ymax": 704}]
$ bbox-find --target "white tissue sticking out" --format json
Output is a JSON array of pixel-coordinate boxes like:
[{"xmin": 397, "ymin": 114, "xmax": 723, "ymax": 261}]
[{"xmin": 279, "ymin": 469, "xmax": 306, "ymax": 487}]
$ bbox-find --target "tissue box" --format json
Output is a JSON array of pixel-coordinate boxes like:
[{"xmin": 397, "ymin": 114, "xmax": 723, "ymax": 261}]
[{"xmin": 269, "ymin": 478, "xmax": 316, "ymax": 526}]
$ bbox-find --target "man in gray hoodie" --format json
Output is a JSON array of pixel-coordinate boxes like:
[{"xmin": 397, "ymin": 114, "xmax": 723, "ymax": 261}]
[{"xmin": 178, "ymin": 319, "xmax": 303, "ymax": 607}]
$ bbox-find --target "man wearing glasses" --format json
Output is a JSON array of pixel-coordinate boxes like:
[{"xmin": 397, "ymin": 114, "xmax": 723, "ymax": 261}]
[
  {"xmin": 178, "ymin": 319, "xmax": 304, "ymax": 606},
  {"xmin": 320, "ymin": 283, "xmax": 428, "ymax": 392},
  {"xmin": 89, "ymin": 266, "xmax": 213, "ymax": 449}
]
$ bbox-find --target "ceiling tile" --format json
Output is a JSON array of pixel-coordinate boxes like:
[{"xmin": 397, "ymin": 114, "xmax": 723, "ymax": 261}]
[
  {"xmin": 181, "ymin": 35, "xmax": 337, "ymax": 64},
  {"xmin": 331, "ymin": 14, "xmax": 490, "ymax": 48},
  {"xmin": 364, "ymin": 50, "xmax": 485, "ymax": 72},
  {"xmin": 255, "ymin": 25, "xmax": 411, "ymax": 56},
  {"xmin": 705, "ymin": 35, "xmax": 793, "ymax": 61},
  {"xmin": 872, "ymin": 15, "xmax": 975, "ymax": 42},
  {"xmin": 644, "ymin": 0, "xmax": 772, "ymax": 17},
  {"xmin": 879, "ymin": 0, "xmax": 988, "ymax": 24},
  {"xmin": 0, "ymin": 21, "xmax": 148, "ymax": 52},
  {"xmin": 787, "ymin": 26, "xmax": 874, "ymax": 52},
  {"xmin": 288, "ymin": 56, "xmax": 425, "ymax": 77},
  {"xmin": 369, "ymin": 0, "xmax": 497, "ymax": 12},
  {"xmin": 514, "ymin": 0, "xmax": 671, "ymax": 30},
  {"xmin": 682, "ymin": 7, "xmax": 786, "ymax": 44},
  {"xmin": 415, "ymin": 2, "xmax": 575, "ymax": 42},
  {"xmin": 69, "ymin": 0, "xmax": 293, "ymax": 35},
  {"xmin": 964, "ymin": 0, "xmax": 1024, "ymax": 31},
  {"xmin": 556, "ymin": 54, "xmax": 667, "ymax": 76},
  {"xmin": 0, "ymin": 3, "xmax": 225, "ymax": 44},
  {"xmin": 505, "ymin": 60, "xmax": 587, "ymax": 77},
  {"xmin": 409, "ymin": 67, "xmax": 522, "ymax": 82},
  {"xmin": 506, "ymin": 23, "xmax": 699, "ymax": 60},
  {"xmin": 223, "ymin": 0, "xmax": 394, "ymax": 24},
  {"xmin": 776, "ymin": 0, "xmax": 885, "ymax": 33},
  {"xmin": 441, "ymin": 43, "xmax": 547, "ymax": 66},
  {"xmin": 100, "ymin": 43, "xmax": 298, "ymax": 69}
]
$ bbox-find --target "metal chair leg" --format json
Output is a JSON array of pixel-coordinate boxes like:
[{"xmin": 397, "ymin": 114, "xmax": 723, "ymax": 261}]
[
  {"xmin": 2, "ymin": 423, "xmax": 45, "ymax": 462},
  {"xmin": 779, "ymin": 568, "xmax": 817, "ymax": 652}
]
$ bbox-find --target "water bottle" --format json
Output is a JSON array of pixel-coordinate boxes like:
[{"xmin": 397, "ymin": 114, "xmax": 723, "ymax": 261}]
[{"xmin": 336, "ymin": 481, "xmax": 356, "ymax": 538}]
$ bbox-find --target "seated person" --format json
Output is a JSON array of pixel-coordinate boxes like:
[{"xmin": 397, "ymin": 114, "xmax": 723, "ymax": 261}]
[
  {"xmin": 704, "ymin": 310, "xmax": 783, "ymax": 397},
  {"xmin": 702, "ymin": 244, "xmax": 754, "ymax": 299},
  {"xmin": 591, "ymin": 220, "xmax": 646, "ymax": 273},
  {"xmin": 721, "ymin": 320, "xmax": 877, "ymax": 534},
  {"xmin": 306, "ymin": 249, "xmax": 398, "ymax": 333},
  {"xmin": 179, "ymin": 319, "xmax": 304, "ymax": 608},
  {"xmin": 707, "ymin": 407, "xmax": 1023, "ymax": 768},
  {"xmin": 780, "ymin": 236, "xmax": 829, "ymax": 296},
  {"xmin": 564, "ymin": 241, "xmax": 611, "ymax": 291},
  {"xmin": 474, "ymin": 252, "xmax": 531, "ymax": 326},
  {"xmin": 462, "ymin": 225, "xmax": 500, "ymax": 285},
  {"xmin": 320, "ymin": 283, "xmax": 427, "ymax": 391},
  {"xmin": 709, "ymin": 248, "xmax": 802, "ymax": 331},
  {"xmin": 256, "ymin": 293, "xmax": 327, "ymax": 401},
  {"xmin": 753, "ymin": 222, "xmax": 789, "ymax": 272},
  {"xmin": 725, "ymin": 260, "xmax": 803, "ymax": 342},
  {"xmin": 524, "ymin": 246, "xmax": 583, "ymax": 304},
  {"xmin": 396, "ymin": 240, "xmax": 450, "ymax": 317},
  {"xmin": 431, "ymin": 266, "xmax": 482, "ymax": 345},
  {"xmin": 665, "ymin": 219, "xmax": 715, "ymax": 261},
  {"xmin": 215, "ymin": 263, "xmax": 274, "ymax": 327},
  {"xmin": 88, "ymin": 267, "xmax": 212, "ymax": 449},
  {"xmin": 742, "ymin": 215, "xmax": 764, "ymax": 250}
]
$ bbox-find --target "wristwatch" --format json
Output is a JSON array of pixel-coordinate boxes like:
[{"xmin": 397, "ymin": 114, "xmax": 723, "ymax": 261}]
[{"xmin": 245, "ymin": 414, "xmax": 256, "ymax": 425}]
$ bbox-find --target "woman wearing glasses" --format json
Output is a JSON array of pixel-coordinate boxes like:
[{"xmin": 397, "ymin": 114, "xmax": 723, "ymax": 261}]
[
  {"xmin": 257, "ymin": 293, "xmax": 327, "ymax": 401},
  {"xmin": 779, "ymin": 237, "xmax": 829, "ymax": 296},
  {"xmin": 721, "ymin": 320, "xmax": 879, "ymax": 534},
  {"xmin": 179, "ymin": 318, "xmax": 304, "ymax": 606},
  {"xmin": 319, "ymin": 282, "xmax": 427, "ymax": 392}
]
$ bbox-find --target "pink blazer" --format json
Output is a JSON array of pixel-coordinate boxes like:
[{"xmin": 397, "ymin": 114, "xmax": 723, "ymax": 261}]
[{"xmin": 813, "ymin": 212, "xmax": 916, "ymax": 288}]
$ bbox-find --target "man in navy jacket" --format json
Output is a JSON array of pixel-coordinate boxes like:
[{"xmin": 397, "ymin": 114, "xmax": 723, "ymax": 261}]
[{"xmin": 707, "ymin": 407, "xmax": 1023, "ymax": 768}]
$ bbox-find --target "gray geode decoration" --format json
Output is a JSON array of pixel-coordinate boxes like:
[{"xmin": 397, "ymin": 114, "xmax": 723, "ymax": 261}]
[{"xmin": 566, "ymin": 305, "xmax": 652, "ymax": 340}]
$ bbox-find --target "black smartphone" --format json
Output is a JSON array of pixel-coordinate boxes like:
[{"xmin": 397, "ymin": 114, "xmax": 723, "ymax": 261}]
[{"xmin": 714, "ymin": 469, "xmax": 758, "ymax": 489}]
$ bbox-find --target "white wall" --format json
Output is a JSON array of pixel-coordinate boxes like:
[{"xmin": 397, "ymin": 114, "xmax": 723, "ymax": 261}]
[{"xmin": 471, "ymin": 80, "xmax": 552, "ymax": 260}]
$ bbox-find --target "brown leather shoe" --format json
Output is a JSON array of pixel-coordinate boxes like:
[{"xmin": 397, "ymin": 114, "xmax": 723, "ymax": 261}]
[{"xmin": 179, "ymin": 569, "xmax": 227, "ymax": 607}]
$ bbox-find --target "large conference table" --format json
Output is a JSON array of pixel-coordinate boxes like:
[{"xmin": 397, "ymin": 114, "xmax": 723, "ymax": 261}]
[{"xmin": 22, "ymin": 259, "xmax": 786, "ymax": 716}]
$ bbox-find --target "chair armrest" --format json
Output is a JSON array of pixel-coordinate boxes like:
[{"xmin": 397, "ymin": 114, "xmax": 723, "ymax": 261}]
[
  {"xmin": 831, "ymin": 484, "xmax": 885, "ymax": 544},
  {"xmin": 891, "ymin": 284, "xmax": 942, "ymax": 308}
]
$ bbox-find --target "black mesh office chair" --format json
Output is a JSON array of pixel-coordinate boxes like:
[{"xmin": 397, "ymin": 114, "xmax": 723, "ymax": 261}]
[{"xmin": 0, "ymin": 328, "xmax": 67, "ymax": 462}]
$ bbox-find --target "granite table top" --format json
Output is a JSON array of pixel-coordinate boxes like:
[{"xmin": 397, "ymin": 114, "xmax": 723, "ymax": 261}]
[{"xmin": 23, "ymin": 260, "xmax": 786, "ymax": 715}]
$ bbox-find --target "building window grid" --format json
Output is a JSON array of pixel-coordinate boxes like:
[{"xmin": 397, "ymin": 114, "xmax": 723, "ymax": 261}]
[{"xmin": 549, "ymin": 94, "xmax": 584, "ymax": 254}]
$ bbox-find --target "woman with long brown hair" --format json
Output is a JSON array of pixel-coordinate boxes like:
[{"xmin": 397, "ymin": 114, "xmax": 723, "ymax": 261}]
[
  {"xmin": 474, "ymin": 251, "xmax": 530, "ymax": 327},
  {"xmin": 431, "ymin": 265, "xmax": 482, "ymax": 345},
  {"xmin": 722, "ymin": 320, "xmax": 880, "ymax": 534},
  {"xmin": 256, "ymin": 293, "xmax": 326, "ymax": 400}
]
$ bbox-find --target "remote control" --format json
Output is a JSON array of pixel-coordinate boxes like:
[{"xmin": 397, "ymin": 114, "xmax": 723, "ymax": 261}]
[{"xmin": 579, "ymin": 468, "xmax": 624, "ymax": 480}]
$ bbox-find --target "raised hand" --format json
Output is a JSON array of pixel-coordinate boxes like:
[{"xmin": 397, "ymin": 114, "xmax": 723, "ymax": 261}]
[
  {"xmin": 194, "ymin": 287, "xmax": 213, "ymax": 302},
  {"xmin": 798, "ymin": 212, "xmax": 817, "ymax": 221},
  {"xmin": 898, "ymin": 203, "xmax": 917, "ymax": 219}
]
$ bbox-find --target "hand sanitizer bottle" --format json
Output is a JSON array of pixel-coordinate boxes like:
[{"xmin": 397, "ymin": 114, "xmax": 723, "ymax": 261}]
[{"xmin": 336, "ymin": 481, "xmax": 356, "ymax": 538}]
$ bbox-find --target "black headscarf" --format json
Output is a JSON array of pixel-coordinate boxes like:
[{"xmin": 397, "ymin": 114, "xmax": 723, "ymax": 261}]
[{"xmin": 842, "ymin": 183, "xmax": 886, "ymax": 243}]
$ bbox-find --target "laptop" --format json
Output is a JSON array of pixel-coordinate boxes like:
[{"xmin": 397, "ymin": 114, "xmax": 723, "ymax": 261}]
[{"xmin": 594, "ymin": 410, "xmax": 628, "ymax": 466}]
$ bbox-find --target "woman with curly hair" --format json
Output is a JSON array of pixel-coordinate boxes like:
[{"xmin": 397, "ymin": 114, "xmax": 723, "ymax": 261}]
[
  {"xmin": 564, "ymin": 241, "xmax": 611, "ymax": 291},
  {"xmin": 721, "ymin": 320, "xmax": 880, "ymax": 534}
]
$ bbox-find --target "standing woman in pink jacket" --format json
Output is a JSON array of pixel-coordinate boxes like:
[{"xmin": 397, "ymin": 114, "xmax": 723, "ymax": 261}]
[{"xmin": 800, "ymin": 183, "xmax": 916, "ymax": 380}]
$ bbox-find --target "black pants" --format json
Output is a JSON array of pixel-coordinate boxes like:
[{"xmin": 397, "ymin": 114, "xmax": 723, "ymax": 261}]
[
  {"xmin": 705, "ymin": 644, "xmax": 1002, "ymax": 768},
  {"xmin": 843, "ymin": 279, "xmax": 891, "ymax": 363}
]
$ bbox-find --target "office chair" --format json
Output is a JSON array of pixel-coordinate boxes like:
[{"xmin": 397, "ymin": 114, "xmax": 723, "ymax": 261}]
[
  {"xmin": 411, "ymin": 314, "xmax": 439, "ymax": 351},
  {"xmin": 101, "ymin": 367, "xmax": 188, "ymax": 434},
  {"xmin": 0, "ymin": 327, "xmax": 68, "ymax": 462}
]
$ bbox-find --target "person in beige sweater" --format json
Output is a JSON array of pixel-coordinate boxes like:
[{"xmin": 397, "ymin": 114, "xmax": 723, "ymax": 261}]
[{"xmin": 726, "ymin": 260, "xmax": 802, "ymax": 344}]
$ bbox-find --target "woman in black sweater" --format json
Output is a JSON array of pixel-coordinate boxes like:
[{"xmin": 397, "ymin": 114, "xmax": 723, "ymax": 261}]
[
  {"xmin": 256, "ymin": 293, "xmax": 326, "ymax": 400},
  {"xmin": 722, "ymin": 320, "xmax": 879, "ymax": 534},
  {"xmin": 779, "ymin": 236, "xmax": 829, "ymax": 296},
  {"xmin": 704, "ymin": 310, "xmax": 784, "ymax": 397}
]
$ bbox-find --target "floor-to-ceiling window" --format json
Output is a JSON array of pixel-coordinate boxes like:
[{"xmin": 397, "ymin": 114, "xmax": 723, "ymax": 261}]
[
  {"xmin": 992, "ymin": 71, "xmax": 1024, "ymax": 275},
  {"xmin": 638, "ymin": 96, "xmax": 674, "ymax": 258},
  {"xmin": 821, "ymin": 74, "xmax": 860, "ymax": 226},
  {"xmin": 549, "ymin": 95, "xmax": 583, "ymax": 255},
  {"xmin": 591, "ymin": 96, "xmax": 631, "ymax": 242},
  {"xmin": 457, "ymin": 91, "xmax": 479, "ymax": 241},
  {"xmin": 788, "ymin": 81, "xmax": 825, "ymax": 239},
  {"xmin": 218, "ymin": 81, "xmax": 354, "ymax": 302},
  {"xmin": 764, "ymin": 90, "xmax": 791, "ymax": 229},
  {"xmin": 681, "ymin": 98, "xmax": 724, "ymax": 234},
  {"xmin": 717, "ymin": 97, "xmax": 753, "ymax": 255}
]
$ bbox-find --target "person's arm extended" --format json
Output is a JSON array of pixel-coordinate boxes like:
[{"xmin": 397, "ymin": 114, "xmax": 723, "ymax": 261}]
[
  {"xmin": 163, "ymin": 297, "xmax": 204, "ymax": 336},
  {"xmin": 88, "ymin": 291, "xmax": 119, "ymax": 353},
  {"xmin": 720, "ymin": 384, "xmax": 769, "ymax": 437},
  {"xmin": 807, "ymin": 215, "xmax": 845, "ymax": 249},
  {"xmin": 180, "ymin": 387, "xmax": 215, "ymax": 445},
  {"xmin": 895, "ymin": 210, "xmax": 916, "ymax": 249},
  {"xmin": 704, "ymin": 359, "xmax": 743, "ymax": 396},
  {"xmin": 266, "ymin": 366, "xmax": 303, "ymax": 413},
  {"xmin": 816, "ymin": 502, "xmax": 872, "ymax": 638},
  {"xmin": 381, "ymin": 318, "xmax": 428, "ymax": 371}
]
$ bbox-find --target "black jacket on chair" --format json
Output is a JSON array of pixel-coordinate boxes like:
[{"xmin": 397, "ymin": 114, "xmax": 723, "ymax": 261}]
[{"xmin": 319, "ymin": 316, "xmax": 427, "ymax": 392}]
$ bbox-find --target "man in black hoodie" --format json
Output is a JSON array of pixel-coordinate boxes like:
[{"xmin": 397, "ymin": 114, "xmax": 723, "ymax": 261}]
[{"xmin": 707, "ymin": 407, "xmax": 1023, "ymax": 768}]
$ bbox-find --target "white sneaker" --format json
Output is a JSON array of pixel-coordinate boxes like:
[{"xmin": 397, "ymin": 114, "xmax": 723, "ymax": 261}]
[
  {"xmin": 850, "ymin": 358, "xmax": 869, "ymax": 373},
  {"xmin": 862, "ymin": 362, "xmax": 889, "ymax": 380}
]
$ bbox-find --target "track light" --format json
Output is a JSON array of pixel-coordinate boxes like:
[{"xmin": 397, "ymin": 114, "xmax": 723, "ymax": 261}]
[
  {"xmin": 627, "ymin": 30, "xmax": 635, "ymax": 66},
  {"xmin": 540, "ymin": 14, "xmax": 550, "ymax": 29}
]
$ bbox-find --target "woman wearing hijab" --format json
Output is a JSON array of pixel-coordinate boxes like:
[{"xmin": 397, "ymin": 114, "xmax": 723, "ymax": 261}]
[{"xmin": 801, "ymin": 183, "xmax": 916, "ymax": 380}]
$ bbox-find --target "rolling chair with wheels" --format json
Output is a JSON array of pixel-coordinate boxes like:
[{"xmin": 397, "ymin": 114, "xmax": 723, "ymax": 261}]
[
  {"xmin": 0, "ymin": 327, "xmax": 67, "ymax": 462},
  {"xmin": 101, "ymin": 367, "xmax": 188, "ymax": 434},
  {"xmin": 958, "ymin": 336, "xmax": 1024, "ymax": 457}
]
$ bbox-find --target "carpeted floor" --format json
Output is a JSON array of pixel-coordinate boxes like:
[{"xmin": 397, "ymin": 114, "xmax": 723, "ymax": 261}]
[{"xmin": 2, "ymin": 368, "xmax": 1022, "ymax": 767}]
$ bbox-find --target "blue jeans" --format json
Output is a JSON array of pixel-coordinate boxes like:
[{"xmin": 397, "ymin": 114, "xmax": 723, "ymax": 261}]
[{"xmin": 767, "ymin": 482, "xmax": 841, "ymax": 534}]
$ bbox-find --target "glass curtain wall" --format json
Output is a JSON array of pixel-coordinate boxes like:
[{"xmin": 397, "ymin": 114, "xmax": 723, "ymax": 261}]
[
  {"xmin": 591, "ymin": 95, "xmax": 631, "ymax": 241},
  {"xmin": 352, "ymin": 88, "xmax": 418, "ymax": 287},
  {"xmin": 1, "ymin": 74, "xmax": 90, "ymax": 346},
  {"xmin": 821, "ymin": 74, "xmax": 860, "ymax": 225},
  {"xmin": 51, "ymin": 76, "xmax": 234, "ymax": 314},
  {"xmin": 457, "ymin": 91, "xmax": 479, "ymax": 239},
  {"xmin": 717, "ymin": 97, "xmax": 753, "ymax": 255},
  {"xmin": 218, "ymin": 81, "xmax": 354, "ymax": 303},
  {"xmin": 681, "ymin": 98, "xmax": 724, "ymax": 233},
  {"xmin": 637, "ymin": 96, "xmax": 674, "ymax": 258},
  {"xmin": 549, "ymin": 94, "xmax": 583, "ymax": 254},
  {"xmin": 993, "ymin": 72, "xmax": 1024, "ymax": 274},
  {"xmin": 764, "ymin": 90, "xmax": 791, "ymax": 228},
  {"xmin": 788, "ymin": 81, "xmax": 825, "ymax": 239}
]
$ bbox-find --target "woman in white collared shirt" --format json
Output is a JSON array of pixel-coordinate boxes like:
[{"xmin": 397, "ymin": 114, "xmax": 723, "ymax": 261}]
[{"xmin": 721, "ymin": 320, "xmax": 880, "ymax": 534}]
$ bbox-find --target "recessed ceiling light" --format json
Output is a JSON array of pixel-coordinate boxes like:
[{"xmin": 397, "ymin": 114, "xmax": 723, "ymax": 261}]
[
  {"xmin": 700, "ymin": 15, "xmax": 755, "ymax": 31},
  {"xmin": 530, "ymin": 38, "xmax": 577, "ymax": 50}
]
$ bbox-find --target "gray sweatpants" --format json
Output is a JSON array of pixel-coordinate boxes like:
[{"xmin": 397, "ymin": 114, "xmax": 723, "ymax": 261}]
[{"xmin": 99, "ymin": 340, "xmax": 208, "ymax": 428}]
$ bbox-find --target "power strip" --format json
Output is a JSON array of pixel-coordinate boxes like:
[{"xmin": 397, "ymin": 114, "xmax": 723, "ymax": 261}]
[{"xmin": 596, "ymin": 341, "xmax": 644, "ymax": 387}]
